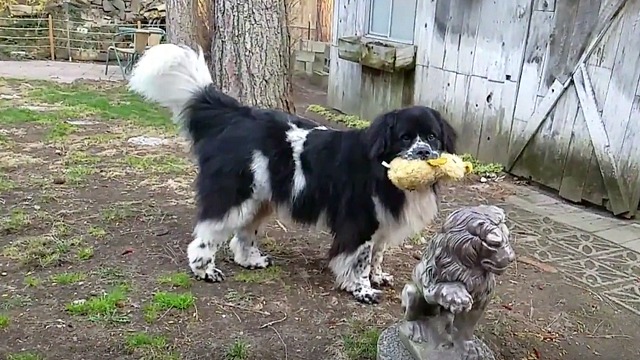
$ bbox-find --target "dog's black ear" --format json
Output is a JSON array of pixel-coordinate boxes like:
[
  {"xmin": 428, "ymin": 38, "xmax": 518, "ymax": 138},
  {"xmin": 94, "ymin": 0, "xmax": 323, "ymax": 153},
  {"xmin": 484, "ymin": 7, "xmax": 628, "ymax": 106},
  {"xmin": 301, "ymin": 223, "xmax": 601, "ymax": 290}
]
[
  {"xmin": 366, "ymin": 112, "xmax": 395, "ymax": 160},
  {"xmin": 433, "ymin": 109, "xmax": 457, "ymax": 154}
]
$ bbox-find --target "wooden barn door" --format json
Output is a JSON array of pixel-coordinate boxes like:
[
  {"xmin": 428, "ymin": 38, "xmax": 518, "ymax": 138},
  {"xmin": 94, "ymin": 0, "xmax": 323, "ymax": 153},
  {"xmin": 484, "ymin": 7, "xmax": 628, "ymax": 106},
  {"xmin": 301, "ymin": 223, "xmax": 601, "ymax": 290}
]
[{"xmin": 507, "ymin": 0, "xmax": 640, "ymax": 217}]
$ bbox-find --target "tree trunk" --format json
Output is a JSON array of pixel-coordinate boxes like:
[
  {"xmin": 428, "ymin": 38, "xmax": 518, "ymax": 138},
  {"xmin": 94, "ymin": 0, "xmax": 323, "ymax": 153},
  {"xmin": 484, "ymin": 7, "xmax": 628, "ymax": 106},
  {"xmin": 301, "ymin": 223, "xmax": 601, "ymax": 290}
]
[
  {"xmin": 165, "ymin": 0, "xmax": 198, "ymax": 48},
  {"xmin": 316, "ymin": 0, "xmax": 334, "ymax": 43},
  {"xmin": 210, "ymin": 0, "xmax": 295, "ymax": 113}
]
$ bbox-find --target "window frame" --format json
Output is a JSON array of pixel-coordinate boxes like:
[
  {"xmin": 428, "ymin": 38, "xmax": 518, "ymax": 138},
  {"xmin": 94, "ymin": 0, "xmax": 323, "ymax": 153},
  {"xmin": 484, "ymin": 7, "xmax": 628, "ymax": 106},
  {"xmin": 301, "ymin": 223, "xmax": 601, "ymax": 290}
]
[{"xmin": 365, "ymin": 0, "xmax": 418, "ymax": 45}]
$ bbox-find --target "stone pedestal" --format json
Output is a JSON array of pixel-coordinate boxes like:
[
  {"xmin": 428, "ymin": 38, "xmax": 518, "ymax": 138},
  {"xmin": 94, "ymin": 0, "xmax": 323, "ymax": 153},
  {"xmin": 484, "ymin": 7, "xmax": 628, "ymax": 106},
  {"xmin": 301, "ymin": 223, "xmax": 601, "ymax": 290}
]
[
  {"xmin": 377, "ymin": 323, "xmax": 413, "ymax": 360},
  {"xmin": 377, "ymin": 322, "xmax": 495, "ymax": 360}
]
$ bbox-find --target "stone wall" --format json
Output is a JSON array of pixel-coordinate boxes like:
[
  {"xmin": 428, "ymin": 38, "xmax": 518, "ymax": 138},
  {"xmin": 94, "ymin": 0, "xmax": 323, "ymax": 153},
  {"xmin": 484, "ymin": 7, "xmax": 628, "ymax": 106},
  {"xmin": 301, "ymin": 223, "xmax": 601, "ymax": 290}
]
[
  {"xmin": 1, "ymin": 0, "xmax": 166, "ymax": 61},
  {"xmin": 8, "ymin": 0, "xmax": 165, "ymax": 24}
]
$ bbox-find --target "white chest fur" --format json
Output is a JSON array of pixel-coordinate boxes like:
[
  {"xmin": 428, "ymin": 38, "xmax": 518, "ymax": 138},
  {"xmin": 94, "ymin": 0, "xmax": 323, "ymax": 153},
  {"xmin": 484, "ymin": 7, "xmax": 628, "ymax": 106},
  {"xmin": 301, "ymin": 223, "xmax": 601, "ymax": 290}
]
[{"xmin": 372, "ymin": 189, "xmax": 439, "ymax": 247}]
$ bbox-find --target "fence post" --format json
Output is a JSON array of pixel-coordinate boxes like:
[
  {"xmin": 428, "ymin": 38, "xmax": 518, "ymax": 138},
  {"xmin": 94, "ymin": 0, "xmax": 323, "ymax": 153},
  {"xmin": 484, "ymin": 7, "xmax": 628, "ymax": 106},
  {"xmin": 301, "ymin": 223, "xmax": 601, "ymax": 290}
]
[
  {"xmin": 48, "ymin": 14, "xmax": 55, "ymax": 60},
  {"xmin": 63, "ymin": 0, "xmax": 71, "ymax": 61}
]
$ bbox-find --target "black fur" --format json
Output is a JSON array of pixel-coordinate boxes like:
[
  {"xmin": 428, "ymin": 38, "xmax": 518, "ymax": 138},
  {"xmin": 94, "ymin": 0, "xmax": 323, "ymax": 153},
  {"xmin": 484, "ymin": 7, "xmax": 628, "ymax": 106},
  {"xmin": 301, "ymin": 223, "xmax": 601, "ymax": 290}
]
[{"xmin": 184, "ymin": 84, "xmax": 457, "ymax": 261}]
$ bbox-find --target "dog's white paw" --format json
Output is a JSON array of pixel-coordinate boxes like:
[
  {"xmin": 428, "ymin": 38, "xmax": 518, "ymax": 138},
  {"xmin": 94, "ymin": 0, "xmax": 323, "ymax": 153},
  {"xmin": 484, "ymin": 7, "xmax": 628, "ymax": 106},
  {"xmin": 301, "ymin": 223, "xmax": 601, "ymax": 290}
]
[
  {"xmin": 237, "ymin": 254, "xmax": 273, "ymax": 270},
  {"xmin": 352, "ymin": 285, "xmax": 383, "ymax": 304},
  {"xmin": 371, "ymin": 272, "xmax": 394, "ymax": 288},
  {"xmin": 230, "ymin": 235, "xmax": 273, "ymax": 270},
  {"xmin": 192, "ymin": 266, "xmax": 225, "ymax": 283}
]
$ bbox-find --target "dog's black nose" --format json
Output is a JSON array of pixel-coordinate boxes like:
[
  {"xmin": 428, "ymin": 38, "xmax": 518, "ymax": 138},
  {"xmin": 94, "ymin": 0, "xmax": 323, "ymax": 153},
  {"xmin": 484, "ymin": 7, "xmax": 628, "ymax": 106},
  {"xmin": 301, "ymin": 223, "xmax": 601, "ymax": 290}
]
[{"xmin": 415, "ymin": 148, "xmax": 438, "ymax": 160}]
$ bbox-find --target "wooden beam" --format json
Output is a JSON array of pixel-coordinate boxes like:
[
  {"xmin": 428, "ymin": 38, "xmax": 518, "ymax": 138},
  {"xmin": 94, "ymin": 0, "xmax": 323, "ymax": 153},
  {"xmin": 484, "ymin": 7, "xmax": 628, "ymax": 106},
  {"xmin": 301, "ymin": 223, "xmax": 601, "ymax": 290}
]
[
  {"xmin": 507, "ymin": 0, "xmax": 629, "ymax": 170},
  {"xmin": 507, "ymin": 79, "xmax": 566, "ymax": 168},
  {"xmin": 573, "ymin": 64, "xmax": 629, "ymax": 215}
]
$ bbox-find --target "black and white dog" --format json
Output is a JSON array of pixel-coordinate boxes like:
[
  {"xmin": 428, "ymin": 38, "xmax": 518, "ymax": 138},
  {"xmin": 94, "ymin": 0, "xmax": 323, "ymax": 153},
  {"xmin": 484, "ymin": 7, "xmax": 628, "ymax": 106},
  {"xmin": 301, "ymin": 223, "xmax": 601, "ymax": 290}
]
[{"xmin": 128, "ymin": 44, "xmax": 457, "ymax": 304}]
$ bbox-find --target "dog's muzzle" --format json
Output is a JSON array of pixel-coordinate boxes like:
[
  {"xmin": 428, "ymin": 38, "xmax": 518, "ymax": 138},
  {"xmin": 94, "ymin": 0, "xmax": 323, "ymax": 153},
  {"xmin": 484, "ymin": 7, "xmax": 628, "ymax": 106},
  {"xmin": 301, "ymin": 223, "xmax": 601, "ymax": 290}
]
[{"xmin": 401, "ymin": 142, "xmax": 439, "ymax": 161}]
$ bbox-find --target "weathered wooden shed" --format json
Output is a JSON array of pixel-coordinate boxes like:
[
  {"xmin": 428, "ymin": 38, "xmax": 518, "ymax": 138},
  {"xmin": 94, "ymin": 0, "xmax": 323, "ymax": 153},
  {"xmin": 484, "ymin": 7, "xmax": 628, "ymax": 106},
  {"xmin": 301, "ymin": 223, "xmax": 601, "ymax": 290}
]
[{"xmin": 328, "ymin": 0, "xmax": 640, "ymax": 218}]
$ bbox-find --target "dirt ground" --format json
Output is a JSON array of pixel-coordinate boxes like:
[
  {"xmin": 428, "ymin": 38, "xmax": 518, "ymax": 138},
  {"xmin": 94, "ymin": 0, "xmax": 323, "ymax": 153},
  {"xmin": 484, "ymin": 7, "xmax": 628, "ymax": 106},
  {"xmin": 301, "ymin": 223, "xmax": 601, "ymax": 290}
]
[{"xmin": 0, "ymin": 77, "xmax": 638, "ymax": 360}]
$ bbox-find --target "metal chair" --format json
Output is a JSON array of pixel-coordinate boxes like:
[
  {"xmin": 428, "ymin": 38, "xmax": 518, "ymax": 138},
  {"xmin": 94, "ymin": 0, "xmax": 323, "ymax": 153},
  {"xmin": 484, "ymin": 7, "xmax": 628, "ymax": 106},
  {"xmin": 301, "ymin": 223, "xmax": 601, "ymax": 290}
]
[{"xmin": 105, "ymin": 27, "xmax": 166, "ymax": 80}]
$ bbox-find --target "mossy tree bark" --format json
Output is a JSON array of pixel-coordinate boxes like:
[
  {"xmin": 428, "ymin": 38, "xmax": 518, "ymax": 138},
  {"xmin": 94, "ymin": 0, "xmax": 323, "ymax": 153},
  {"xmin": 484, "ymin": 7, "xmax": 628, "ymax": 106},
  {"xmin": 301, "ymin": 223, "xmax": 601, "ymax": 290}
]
[
  {"xmin": 210, "ymin": 0, "xmax": 295, "ymax": 112},
  {"xmin": 316, "ymin": 0, "xmax": 334, "ymax": 42},
  {"xmin": 165, "ymin": 0, "xmax": 198, "ymax": 48}
]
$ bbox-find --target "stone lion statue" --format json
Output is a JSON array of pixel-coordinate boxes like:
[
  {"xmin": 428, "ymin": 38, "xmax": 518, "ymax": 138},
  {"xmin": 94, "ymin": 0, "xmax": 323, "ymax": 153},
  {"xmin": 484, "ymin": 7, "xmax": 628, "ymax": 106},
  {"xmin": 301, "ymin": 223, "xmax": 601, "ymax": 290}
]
[{"xmin": 399, "ymin": 205, "xmax": 515, "ymax": 360}]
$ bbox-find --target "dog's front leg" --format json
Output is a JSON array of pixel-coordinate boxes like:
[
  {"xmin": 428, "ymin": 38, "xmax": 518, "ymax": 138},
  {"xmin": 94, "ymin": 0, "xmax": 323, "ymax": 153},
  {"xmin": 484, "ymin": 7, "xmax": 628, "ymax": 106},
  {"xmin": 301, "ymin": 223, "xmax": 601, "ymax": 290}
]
[
  {"xmin": 229, "ymin": 228, "xmax": 273, "ymax": 269},
  {"xmin": 329, "ymin": 240, "xmax": 382, "ymax": 304},
  {"xmin": 370, "ymin": 241, "xmax": 394, "ymax": 288},
  {"xmin": 187, "ymin": 220, "xmax": 227, "ymax": 282}
]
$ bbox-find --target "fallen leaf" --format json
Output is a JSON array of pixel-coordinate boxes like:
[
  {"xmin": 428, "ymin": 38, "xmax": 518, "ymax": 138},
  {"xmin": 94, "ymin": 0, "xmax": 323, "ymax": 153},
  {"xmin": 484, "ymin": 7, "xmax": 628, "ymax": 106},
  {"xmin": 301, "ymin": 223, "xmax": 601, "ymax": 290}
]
[{"xmin": 121, "ymin": 248, "xmax": 134, "ymax": 255}]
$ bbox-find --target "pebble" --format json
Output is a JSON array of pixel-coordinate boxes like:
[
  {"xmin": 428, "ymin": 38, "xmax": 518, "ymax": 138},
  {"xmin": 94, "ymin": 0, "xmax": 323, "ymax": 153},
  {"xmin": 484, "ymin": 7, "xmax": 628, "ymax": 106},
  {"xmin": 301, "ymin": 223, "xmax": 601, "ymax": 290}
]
[
  {"xmin": 1, "ymin": 272, "xmax": 7, "ymax": 276},
  {"xmin": 127, "ymin": 136, "xmax": 168, "ymax": 147}
]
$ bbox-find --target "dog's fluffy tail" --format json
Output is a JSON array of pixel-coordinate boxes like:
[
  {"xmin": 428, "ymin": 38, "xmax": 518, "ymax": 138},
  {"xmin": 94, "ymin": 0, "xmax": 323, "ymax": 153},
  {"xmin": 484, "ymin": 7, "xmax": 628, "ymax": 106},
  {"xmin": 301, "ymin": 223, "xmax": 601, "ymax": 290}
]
[{"xmin": 128, "ymin": 43, "xmax": 222, "ymax": 128}]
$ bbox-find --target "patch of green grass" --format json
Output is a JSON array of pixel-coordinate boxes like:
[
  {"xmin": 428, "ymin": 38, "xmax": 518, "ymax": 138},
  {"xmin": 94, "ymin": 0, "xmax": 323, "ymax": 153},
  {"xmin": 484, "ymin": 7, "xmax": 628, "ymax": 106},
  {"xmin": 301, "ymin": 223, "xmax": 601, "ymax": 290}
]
[
  {"xmin": 63, "ymin": 151, "xmax": 101, "ymax": 184},
  {"xmin": 0, "ymin": 79, "xmax": 172, "ymax": 127},
  {"xmin": 47, "ymin": 86, "xmax": 170, "ymax": 127},
  {"xmin": 82, "ymin": 133, "xmax": 124, "ymax": 146},
  {"xmin": 3, "ymin": 235, "xmax": 87, "ymax": 269},
  {"xmin": 408, "ymin": 233, "xmax": 425, "ymax": 245},
  {"xmin": 307, "ymin": 104, "xmax": 370, "ymax": 129},
  {"xmin": 123, "ymin": 154, "xmax": 191, "ymax": 174},
  {"xmin": 88, "ymin": 225, "xmax": 107, "ymax": 238},
  {"xmin": 125, "ymin": 332, "xmax": 179, "ymax": 360},
  {"xmin": 55, "ymin": 236, "xmax": 83, "ymax": 253},
  {"xmin": 225, "ymin": 339, "xmax": 250, "ymax": 360},
  {"xmin": 157, "ymin": 272, "xmax": 191, "ymax": 288},
  {"xmin": 66, "ymin": 285, "xmax": 130, "ymax": 323},
  {"xmin": 1, "ymin": 208, "xmax": 30, "ymax": 234},
  {"xmin": 460, "ymin": 153, "xmax": 504, "ymax": 177},
  {"xmin": 234, "ymin": 265, "xmax": 283, "ymax": 284},
  {"xmin": 125, "ymin": 332, "xmax": 168, "ymax": 349},
  {"xmin": 0, "ymin": 173, "xmax": 16, "ymax": 194},
  {"xmin": 151, "ymin": 291, "xmax": 195, "ymax": 310},
  {"xmin": 0, "ymin": 295, "xmax": 33, "ymax": 310},
  {"xmin": 0, "ymin": 314, "xmax": 9, "ymax": 329},
  {"xmin": 143, "ymin": 291, "xmax": 195, "ymax": 323},
  {"xmin": 341, "ymin": 326, "xmax": 380, "ymax": 360},
  {"xmin": 50, "ymin": 271, "xmax": 86, "ymax": 285},
  {"xmin": 52, "ymin": 221, "xmax": 72, "ymax": 237},
  {"xmin": 65, "ymin": 164, "xmax": 97, "ymax": 184},
  {"xmin": 46, "ymin": 121, "xmax": 78, "ymax": 142},
  {"xmin": 143, "ymin": 306, "xmax": 159, "ymax": 323},
  {"xmin": 101, "ymin": 204, "xmax": 135, "ymax": 223},
  {"xmin": 64, "ymin": 151, "xmax": 102, "ymax": 166},
  {"xmin": 1, "ymin": 235, "xmax": 81, "ymax": 268},
  {"xmin": 77, "ymin": 246, "xmax": 94, "ymax": 260},
  {"xmin": 24, "ymin": 275, "xmax": 41, "ymax": 287},
  {"xmin": 94, "ymin": 267, "xmax": 127, "ymax": 284},
  {"xmin": 6, "ymin": 352, "xmax": 44, "ymax": 360},
  {"xmin": 0, "ymin": 108, "xmax": 55, "ymax": 125}
]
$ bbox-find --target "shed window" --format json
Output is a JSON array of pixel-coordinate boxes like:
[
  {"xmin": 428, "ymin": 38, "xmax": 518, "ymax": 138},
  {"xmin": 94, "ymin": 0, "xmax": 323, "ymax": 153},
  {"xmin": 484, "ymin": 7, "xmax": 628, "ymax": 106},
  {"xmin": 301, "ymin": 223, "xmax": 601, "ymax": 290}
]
[{"xmin": 367, "ymin": 0, "xmax": 417, "ymax": 44}]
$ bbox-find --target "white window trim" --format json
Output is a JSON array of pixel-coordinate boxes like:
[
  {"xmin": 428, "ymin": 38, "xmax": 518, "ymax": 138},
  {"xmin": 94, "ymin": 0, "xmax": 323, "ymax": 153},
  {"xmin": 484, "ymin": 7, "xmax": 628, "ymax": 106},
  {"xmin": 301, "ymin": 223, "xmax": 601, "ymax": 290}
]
[{"xmin": 365, "ymin": 0, "xmax": 417, "ymax": 45}]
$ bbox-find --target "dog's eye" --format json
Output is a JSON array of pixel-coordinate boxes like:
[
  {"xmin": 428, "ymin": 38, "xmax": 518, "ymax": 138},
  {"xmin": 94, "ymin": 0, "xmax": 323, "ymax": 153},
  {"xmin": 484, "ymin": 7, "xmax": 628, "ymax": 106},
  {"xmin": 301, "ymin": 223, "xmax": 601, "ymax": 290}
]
[
  {"xmin": 401, "ymin": 134, "xmax": 412, "ymax": 141},
  {"xmin": 427, "ymin": 134, "xmax": 436, "ymax": 141}
]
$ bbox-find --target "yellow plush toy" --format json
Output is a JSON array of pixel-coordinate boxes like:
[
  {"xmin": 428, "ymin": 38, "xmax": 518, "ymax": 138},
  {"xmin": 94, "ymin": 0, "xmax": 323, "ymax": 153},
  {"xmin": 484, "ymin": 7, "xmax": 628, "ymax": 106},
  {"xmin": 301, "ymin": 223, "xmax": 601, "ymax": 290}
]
[{"xmin": 382, "ymin": 153, "xmax": 473, "ymax": 191}]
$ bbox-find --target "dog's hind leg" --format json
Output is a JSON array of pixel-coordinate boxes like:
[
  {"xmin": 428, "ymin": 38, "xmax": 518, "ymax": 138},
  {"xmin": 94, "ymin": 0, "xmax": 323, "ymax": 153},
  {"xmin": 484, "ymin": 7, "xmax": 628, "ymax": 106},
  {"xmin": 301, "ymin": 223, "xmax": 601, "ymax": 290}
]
[
  {"xmin": 229, "ymin": 203, "xmax": 273, "ymax": 269},
  {"xmin": 329, "ymin": 240, "xmax": 382, "ymax": 304},
  {"xmin": 188, "ymin": 220, "xmax": 230, "ymax": 282}
]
